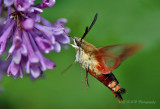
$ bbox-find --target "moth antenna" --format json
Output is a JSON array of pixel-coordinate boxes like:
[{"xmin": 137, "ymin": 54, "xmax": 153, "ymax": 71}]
[{"xmin": 80, "ymin": 13, "xmax": 98, "ymax": 42}]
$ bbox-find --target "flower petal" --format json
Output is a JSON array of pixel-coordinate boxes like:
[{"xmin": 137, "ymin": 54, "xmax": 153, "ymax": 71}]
[
  {"xmin": 7, "ymin": 62, "xmax": 19, "ymax": 76},
  {"xmin": 0, "ymin": 21, "xmax": 15, "ymax": 54},
  {"xmin": 26, "ymin": 61, "xmax": 30, "ymax": 73},
  {"xmin": 53, "ymin": 42, "xmax": 61, "ymax": 52},
  {"xmin": 40, "ymin": 16, "xmax": 52, "ymax": 26},
  {"xmin": 19, "ymin": 67, "xmax": 23, "ymax": 78},
  {"xmin": 4, "ymin": 0, "xmax": 14, "ymax": 7},
  {"xmin": 30, "ymin": 65, "xmax": 41, "ymax": 78},
  {"xmin": 22, "ymin": 31, "xmax": 39, "ymax": 63},
  {"xmin": 38, "ymin": 0, "xmax": 56, "ymax": 8},
  {"xmin": 55, "ymin": 33, "xmax": 70, "ymax": 44},
  {"xmin": 35, "ymin": 36, "xmax": 53, "ymax": 53},
  {"xmin": 22, "ymin": 18, "xmax": 34, "ymax": 30},
  {"xmin": 13, "ymin": 51, "xmax": 21, "ymax": 64},
  {"xmin": 14, "ymin": 0, "xmax": 34, "ymax": 11},
  {"xmin": 20, "ymin": 44, "xmax": 27, "ymax": 55},
  {"xmin": 42, "ymin": 57, "xmax": 56, "ymax": 69},
  {"xmin": 54, "ymin": 18, "xmax": 67, "ymax": 26},
  {"xmin": 34, "ymin": 23, "xmax": 54, "ymax": 38},
  {"xmin": 52, "ymin": 27, "xmax": 64, "ymax": 35}
]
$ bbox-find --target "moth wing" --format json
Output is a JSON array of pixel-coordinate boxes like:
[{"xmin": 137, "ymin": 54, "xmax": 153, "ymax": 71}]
[{"xmin": 94, "ymin": 44, "xmax": 142, "ymax": 74}]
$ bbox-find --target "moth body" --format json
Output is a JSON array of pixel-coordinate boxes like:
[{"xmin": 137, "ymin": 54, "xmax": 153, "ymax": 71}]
[{"xmin": 68, "ymin": 13, "xmax": 141, "ymax": 103}]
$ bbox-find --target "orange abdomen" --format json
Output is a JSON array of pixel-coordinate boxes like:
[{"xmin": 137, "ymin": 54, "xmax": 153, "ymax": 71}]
[{"xmin": 89, "ymin": 69, "xmax": 125, "ymax": 102}]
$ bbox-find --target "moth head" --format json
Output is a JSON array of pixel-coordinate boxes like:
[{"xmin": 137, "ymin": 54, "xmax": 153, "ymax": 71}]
[{"xmin": 70, "ymin": 37, "xmax": 82, "ymax": 49}]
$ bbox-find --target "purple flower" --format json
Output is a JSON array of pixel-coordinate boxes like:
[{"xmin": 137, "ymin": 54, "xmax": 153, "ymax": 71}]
[
  {"xmin": 37, "ymin": 0, "xmax": 56, "ymax": 9},
  {"xmin": 14, "ymin": 0, "xmax": 35, "ymax": 11},
  {"xmin": 0, "ymin": 21, "xmax": 15, "ymax": 55},
  {"xmin": 4, "ymin": 0, "xmax": 14, "ymax": 7},
  {"xmin": 22, "ymin": 18, "xmax": 34, "ymax": 30},
  {"xmin": 0, "ymin": 0, "xmax": 70, "ymax": 79}
]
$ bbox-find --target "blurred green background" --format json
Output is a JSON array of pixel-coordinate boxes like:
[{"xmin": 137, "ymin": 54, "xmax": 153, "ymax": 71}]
[{"xmin": 0, "ymin": 0, "xmax": 160, "ymax": 109}]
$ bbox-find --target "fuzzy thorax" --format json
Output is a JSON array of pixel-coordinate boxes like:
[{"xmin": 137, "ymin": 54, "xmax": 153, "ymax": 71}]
[
  {"xmin": 71, "ymin": 37, "xmax": 100, "ymax": 74},
  {"xmin": 75, "ymin": 48, "xmax": 100, "ymax": 74}
]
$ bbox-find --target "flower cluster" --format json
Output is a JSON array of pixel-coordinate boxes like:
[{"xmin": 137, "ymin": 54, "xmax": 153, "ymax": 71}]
[{"xmin": 0, "ymin": 0, "xmax": 70, "ymax": 79}]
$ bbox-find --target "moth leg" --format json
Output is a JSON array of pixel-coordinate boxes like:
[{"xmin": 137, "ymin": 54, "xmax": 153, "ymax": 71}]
[
  {"xmin": 85, "ymin": 67, "xmax": 90, "ymax": 89},
  {"xmin": 78, "ymin": 47, "xmax": 84, "ymax": 83},
  {"xmin": 80, "ymin": 63, "xmax": 83, "ymax": 83},
  {"xmin": 61, "ymin": 60, "xmax": 75, "ymax": 74}
]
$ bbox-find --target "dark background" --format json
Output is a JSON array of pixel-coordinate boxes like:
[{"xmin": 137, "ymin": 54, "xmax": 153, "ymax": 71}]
[{"xmin": 0, "ymin": 0, "xmax": 160, "ymax": 109}]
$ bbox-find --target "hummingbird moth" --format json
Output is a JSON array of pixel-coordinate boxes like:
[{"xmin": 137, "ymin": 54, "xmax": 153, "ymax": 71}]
[{"xmin": 67, "ymin": 13, "xmax": 142, "ymax": 103}]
